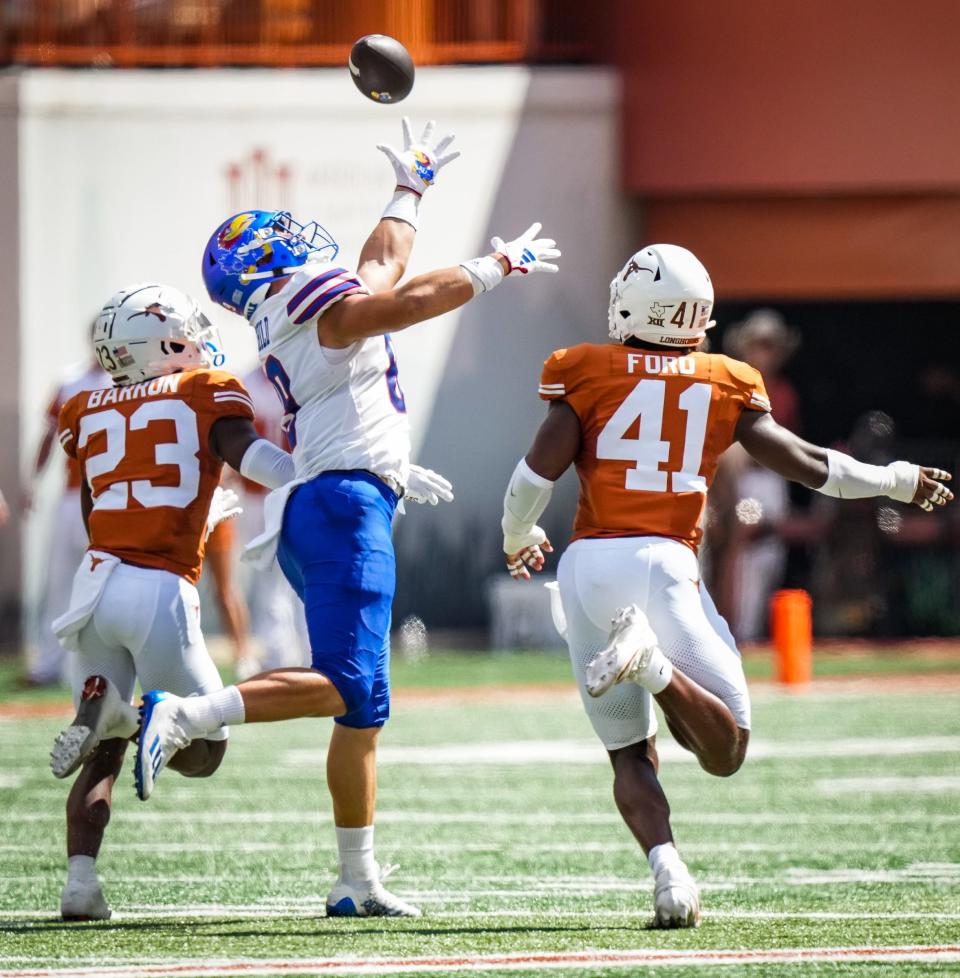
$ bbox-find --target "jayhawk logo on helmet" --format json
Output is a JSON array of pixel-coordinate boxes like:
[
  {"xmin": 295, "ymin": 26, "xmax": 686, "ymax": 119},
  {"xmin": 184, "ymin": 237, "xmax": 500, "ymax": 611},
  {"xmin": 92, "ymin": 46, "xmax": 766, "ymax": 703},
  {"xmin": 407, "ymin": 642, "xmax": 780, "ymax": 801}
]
[{"xmin": 217, "ymin": 213, "xmax": 258, "ymax": 249}]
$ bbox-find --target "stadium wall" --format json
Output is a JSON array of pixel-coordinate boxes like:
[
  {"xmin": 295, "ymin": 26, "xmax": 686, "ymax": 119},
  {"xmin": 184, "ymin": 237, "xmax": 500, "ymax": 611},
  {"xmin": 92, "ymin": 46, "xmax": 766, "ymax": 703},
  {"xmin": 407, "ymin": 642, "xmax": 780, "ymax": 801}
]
[
  {"xmin": 8, "ymin": 65, "xmax": 627, "ymax": 639},
  {"xmin": 613, "ymin": 0, "xmax": 960, "ymax": 301}
]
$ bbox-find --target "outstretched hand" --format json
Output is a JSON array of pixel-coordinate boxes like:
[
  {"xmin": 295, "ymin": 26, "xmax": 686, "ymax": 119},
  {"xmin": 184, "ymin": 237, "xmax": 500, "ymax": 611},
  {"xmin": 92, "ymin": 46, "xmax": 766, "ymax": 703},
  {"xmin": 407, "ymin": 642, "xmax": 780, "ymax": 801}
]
[
  {"xmin": 491, "ymin": 222, "xmax": 561, "ymax": 277},
  {"xmin": 377, "ymin": 117, "xmax": 460, "ymax": 195},
  {"xmin": 504, "ymin": 526, "xmax": 554, "ymax": 581},
  {"xmin": 912, "ymin": 467, "xmax": 953, "ymax": 512}
]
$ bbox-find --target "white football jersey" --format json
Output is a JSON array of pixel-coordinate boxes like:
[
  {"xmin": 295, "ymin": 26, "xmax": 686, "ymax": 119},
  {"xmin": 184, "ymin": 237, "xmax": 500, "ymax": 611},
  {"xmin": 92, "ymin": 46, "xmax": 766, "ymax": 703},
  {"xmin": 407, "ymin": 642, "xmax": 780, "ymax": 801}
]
[{"xmin": 251, "ymin": 263, "xmax": 410, "ymax": 487}]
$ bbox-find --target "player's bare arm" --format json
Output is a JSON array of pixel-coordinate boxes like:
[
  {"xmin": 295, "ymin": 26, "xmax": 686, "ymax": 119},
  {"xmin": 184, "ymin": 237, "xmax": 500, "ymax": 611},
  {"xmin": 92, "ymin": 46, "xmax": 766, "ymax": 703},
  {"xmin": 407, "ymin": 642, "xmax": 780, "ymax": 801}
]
[
  {"xmin": 736, "ymin": 409, "xmax": 953, "ymax": 511},
  {"xmin": 355, "ymin": 217, "xmax": 416, "ymax": 295},
  {"xmin": 320, "ymin": 223, "xmax": 560, "ymax": 348}
]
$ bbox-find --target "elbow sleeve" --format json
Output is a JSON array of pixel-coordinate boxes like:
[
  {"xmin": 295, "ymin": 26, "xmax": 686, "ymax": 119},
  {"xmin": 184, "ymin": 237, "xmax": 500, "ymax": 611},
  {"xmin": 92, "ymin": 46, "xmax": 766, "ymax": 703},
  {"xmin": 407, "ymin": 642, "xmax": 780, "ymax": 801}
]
[{"xmin": 239, "ymin": 438, "xmax": 295, "ymax": 491}]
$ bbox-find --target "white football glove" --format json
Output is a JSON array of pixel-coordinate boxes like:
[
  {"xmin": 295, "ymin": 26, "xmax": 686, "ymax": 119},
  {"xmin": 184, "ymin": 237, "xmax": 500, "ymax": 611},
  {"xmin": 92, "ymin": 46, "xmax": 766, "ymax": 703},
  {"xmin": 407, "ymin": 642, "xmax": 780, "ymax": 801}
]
[
  {"xmin": 491, "ymin": 222, "xmax": 561, "ymax": 277},
  {"xmin": 205, "ymin": 486, "xmax": 243, "ymax": 540},
  {"xmin": 377, "ymin": 117, "xmax": 460, "ymax": 195},
  {"xmin": 504, "ymin": 525, "xmax": 553, "ymax": 580},
  {"xmin": 405, "ymin": 464, "xmax": 454, "ymax": 506}
]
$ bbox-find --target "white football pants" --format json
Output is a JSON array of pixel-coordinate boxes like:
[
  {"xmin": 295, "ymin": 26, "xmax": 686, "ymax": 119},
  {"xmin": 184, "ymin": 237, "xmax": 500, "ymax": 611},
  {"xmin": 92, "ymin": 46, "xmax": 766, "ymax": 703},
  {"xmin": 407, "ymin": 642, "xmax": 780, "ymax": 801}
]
[
  {"xmin": 558, "ymin": 536, "xmax": 751, "ymax": 751},
  {"xmin": 72, "ymin": 563, "xmax": 228, "ymax": 741}
]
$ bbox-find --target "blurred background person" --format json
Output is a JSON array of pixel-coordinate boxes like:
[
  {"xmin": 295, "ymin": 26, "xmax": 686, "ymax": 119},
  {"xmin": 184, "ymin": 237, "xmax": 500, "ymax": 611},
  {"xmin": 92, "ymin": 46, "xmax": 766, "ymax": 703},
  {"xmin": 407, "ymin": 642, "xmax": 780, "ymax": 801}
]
[
  {"xmin": 709, "ymin": 310, "xmax": 802, "ymax": 641},
  {"xmin": 20, "ymin": 338, "xmax": 108, "ymax": 686}
]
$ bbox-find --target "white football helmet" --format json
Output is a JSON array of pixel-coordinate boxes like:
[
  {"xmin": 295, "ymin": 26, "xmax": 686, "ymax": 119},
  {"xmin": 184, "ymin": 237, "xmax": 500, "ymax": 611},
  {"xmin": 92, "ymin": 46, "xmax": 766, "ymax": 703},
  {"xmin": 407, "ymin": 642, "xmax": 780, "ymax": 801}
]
[
  {"xmin": 92, "ymin": 284, "xmax": 225, "ymax": 385},
  {"xmin": 608, "ymin": 244, "xmax": 715, "ymax": 347}
]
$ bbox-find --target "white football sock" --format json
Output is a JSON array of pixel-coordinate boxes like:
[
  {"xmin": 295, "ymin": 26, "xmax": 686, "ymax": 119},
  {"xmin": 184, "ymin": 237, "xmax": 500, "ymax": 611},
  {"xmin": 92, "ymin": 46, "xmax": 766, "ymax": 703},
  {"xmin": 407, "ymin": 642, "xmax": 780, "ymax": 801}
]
[
  {"xmin": 648, "ymin": 842, "xmax": 683, "ymax": 878},
  {"xmin": 640, "ymin": 646, "xmax": 674, "ymax": 695},
  {"xmin": 179, "ymin": 685, "xmax": 245, "ymax": 737},
  {"xmin": 67, "ymin": 854, "xmax": 98, "ymax": 884},
  {"xmin": 336, "ymin": 825, "xmax": 377, "ymax": 882}
]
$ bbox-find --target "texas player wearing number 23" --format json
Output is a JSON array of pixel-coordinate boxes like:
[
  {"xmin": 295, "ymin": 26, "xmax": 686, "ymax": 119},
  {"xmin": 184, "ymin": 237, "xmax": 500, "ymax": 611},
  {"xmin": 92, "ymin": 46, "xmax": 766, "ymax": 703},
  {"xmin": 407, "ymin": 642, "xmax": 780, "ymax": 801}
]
[
  {"xmin": 502, "ymin": 245, "xmax": 953, "ymax": 928},
  {"xmin": 49, "ymin": 285, "xmax": 295, "ymax": 920}
]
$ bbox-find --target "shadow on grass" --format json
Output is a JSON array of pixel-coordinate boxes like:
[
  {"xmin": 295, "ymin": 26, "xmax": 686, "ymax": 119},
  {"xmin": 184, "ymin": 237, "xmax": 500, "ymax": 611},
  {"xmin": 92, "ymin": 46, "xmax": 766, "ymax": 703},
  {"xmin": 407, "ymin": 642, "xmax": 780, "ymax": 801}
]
[{"xmin": 0, "ymin": 918, "xmax": 250, "ymax": 932}]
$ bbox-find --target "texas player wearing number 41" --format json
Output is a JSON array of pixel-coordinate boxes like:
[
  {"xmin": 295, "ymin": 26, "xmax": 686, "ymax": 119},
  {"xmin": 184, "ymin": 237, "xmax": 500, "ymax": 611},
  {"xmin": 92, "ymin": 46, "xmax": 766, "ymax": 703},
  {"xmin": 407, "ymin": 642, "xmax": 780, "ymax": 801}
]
[
  {"xmin": 501, "ymin": 244, "xmax": 953, "ymax": 929},
  {"xmin": 49, "ymin": 284, "xmax": 296, "ymax": 920}
]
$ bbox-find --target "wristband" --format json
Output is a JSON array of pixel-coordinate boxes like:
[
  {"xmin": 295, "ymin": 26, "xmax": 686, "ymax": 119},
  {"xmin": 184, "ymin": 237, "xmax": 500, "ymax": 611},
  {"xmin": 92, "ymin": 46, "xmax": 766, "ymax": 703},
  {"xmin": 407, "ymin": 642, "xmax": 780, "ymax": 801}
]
[
  {"xmin": 460, "ymin": 255, "xmax": 505, "ymax": 296},
  {"xmin": 381, "ymin": 188, "xmax": 421, "ymax": 231}
]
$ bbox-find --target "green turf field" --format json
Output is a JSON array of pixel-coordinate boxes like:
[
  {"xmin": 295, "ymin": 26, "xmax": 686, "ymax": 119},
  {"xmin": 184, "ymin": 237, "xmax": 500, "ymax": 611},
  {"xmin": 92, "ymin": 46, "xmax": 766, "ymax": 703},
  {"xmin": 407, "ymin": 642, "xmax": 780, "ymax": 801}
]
[{"xmin": 1, "ymin": 655, "xmax": 959, "ymax": 976}]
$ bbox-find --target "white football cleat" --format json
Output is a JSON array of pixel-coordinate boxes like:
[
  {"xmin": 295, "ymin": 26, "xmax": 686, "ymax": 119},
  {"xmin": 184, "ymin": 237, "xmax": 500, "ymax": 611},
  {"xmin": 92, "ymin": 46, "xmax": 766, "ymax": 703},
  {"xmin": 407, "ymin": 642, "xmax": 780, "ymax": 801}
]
[
  {"xmin": 585, "ymin": 605, "xmax": 661, "ymax": 698},
  {"xmin": 60, "ymin": 878, "xmax": 111, "ymax": 921},
  {"xmin": 326, "ymin": 864, "xmax": 422, "ymax": 918},
  {"xmin": 134, "ymin": 690, "xmax": 191, "ymax": 801},
  {"xmin": 653, "ymin": 861, "xmax": 701, "ymax": 929},
  {"xmin": 51, "ymin": 675, "xmax": 139, "ymax": 779}
]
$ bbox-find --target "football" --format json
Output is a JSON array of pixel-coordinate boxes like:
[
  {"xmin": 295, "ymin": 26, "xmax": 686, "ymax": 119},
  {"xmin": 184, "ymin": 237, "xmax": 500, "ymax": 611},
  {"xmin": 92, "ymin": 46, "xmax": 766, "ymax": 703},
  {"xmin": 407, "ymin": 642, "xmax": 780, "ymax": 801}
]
[{"xmin": 348, "ymin": 34, "xmax": 415, "ymax": 104}]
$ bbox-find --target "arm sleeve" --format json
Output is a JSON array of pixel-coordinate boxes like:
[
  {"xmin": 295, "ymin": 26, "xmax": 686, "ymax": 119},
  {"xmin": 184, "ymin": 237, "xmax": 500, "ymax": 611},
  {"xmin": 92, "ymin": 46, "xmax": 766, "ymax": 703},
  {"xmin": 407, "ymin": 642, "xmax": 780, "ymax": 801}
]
[
  {"xmin": 239, "ymin": 438, "xmax": 296, "ymax": 490},
  {"xmin": 283, "ymin": 265, "xmax": 370, "ymax": 327},
  {"xmin": 502, "ymin": 458, "xmax": 554, "ymax": 552}
]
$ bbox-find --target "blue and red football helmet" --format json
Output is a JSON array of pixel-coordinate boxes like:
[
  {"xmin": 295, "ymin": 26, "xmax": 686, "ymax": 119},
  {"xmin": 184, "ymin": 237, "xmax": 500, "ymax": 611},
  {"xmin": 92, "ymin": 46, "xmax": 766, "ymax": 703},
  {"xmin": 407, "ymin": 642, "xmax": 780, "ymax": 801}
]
[{"xmin": 202, "ymin": 210, "xmax": 339, "ymax": 319}]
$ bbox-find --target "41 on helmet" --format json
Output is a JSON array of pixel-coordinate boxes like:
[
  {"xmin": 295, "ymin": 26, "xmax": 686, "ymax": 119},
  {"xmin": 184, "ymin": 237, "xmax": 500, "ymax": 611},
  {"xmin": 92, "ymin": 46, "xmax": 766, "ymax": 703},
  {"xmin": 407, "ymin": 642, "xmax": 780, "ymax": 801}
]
[
  {"xmin": 93, "ymin": 284, "xmax": 225, "ymax": 386},
  {"xmin": 608, "ymin": 244, "xmax": 715, "ymax": 348},
  {"xmin": 202, "ymin": 210, "xmax": 339, "ymax": 320}
]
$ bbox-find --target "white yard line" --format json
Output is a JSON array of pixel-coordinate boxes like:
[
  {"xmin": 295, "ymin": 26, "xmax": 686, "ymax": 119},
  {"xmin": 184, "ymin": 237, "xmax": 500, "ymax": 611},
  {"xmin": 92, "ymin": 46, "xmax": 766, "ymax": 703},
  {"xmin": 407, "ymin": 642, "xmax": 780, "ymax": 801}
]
[
  {"xmin": 277, "ymin": 735, "xmax": 960, "ymax": 767},
  {"xmin": 8, "ymin": 810, "xmax": 960, "ymax": 827},
  {"xmin": 817, "ymin": 775, "xmax": 960, "ymax": 794},
  {"xmin": 0, "ymin": 839, "xmax": 936, "ymax": 863},
  {"xmin": 2, "ymin": 945, "xmax": 959, "ymax": 977}
]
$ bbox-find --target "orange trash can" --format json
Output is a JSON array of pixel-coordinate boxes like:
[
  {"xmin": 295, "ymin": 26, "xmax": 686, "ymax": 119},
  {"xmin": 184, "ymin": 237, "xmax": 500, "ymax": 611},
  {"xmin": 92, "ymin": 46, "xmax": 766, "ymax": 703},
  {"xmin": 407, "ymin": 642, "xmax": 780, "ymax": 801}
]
[{"xmin": 770, "ymin": 589, "xmax": 813, "ymax": 686}]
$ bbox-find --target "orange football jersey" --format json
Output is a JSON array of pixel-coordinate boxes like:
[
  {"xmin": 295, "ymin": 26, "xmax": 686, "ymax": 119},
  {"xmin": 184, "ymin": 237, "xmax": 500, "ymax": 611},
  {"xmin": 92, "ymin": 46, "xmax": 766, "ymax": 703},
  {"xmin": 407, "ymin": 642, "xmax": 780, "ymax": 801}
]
[
  {"xmin": 539, "ymin": 344, "xmax": 770, "ymax": 551},
  {"xmin": 58, "ymin": 369, "xmax": 255, "ymax": 584}
]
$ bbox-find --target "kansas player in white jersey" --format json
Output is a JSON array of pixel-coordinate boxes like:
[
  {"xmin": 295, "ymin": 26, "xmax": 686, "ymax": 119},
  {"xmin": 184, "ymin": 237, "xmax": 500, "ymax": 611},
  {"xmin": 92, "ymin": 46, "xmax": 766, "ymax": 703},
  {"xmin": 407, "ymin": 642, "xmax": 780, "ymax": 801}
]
[
  {"xmin": 255, "ymin": 265, "xmax": 410, "ymax": 487},
  {"xmin": 136, "ymin": 118, "xmax": 562, "ymax": 916}
]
